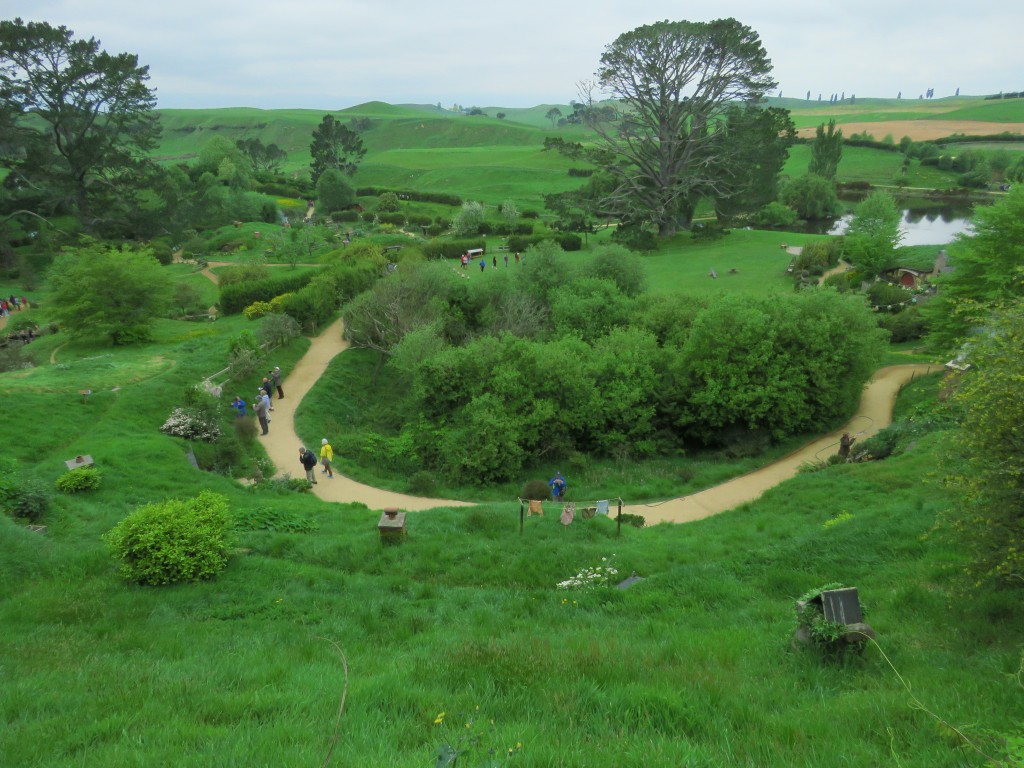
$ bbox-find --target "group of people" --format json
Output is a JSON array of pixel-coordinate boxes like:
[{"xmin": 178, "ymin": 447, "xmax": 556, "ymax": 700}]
[
  {"xmin": 459, "ymin": 252, "xmax": 521, "ymax": 271},
  {"xmin": 1, "ymin": 295, "xmax": 28, "ymax": 316},
  {"xmin": 299, "ymin": 439, "xmax": 333, "ymax": 484},
  {"xmin": 226, "ymin": 364, "xmax": 337, "ymax": 487},
  {"xmin": 229, "ymin": 366, "xmax": 284, "ymax": 436}
]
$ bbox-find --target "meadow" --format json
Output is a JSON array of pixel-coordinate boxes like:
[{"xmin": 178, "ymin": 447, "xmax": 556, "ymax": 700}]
[{"xmin": 3, "ymin": 96, "xmax": 1023, "ymax": 767}]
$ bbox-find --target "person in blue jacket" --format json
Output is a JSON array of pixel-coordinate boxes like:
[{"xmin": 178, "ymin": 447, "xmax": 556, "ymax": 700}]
[
  {"xmin": 549, "ymin": 471, "xmax": 567, "ymax": 502},
  {"xmin": 231, "ymin": 396, "xmax": 247, "ymax": 417}
]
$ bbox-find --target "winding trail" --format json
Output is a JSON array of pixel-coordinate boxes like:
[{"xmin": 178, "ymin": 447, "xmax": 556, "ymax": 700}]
[
  {"xmin": 263, "ymin": 316, "xmax": 940, "ymax": 520},
  {"xmin": 623, "ymin": 363, "xmax": 942, "ymax": 524},
  {"xmin": 258, "ymin": 317, "xmax": 473, "ymax": 511},
  {"xmin": 195, "ymin": 255, "xmax": 941, "ymax": 520}
]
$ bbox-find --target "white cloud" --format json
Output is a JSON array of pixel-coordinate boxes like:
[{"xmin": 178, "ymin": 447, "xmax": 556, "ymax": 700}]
[{"xmin": 8, "ymin": 0, "xmax": 1021, "ymax": 108}]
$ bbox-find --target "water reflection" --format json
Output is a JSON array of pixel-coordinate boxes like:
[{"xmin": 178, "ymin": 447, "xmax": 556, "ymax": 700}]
[{"xmin": 818, "ymin": 200, "xmax": 977, "ymax": 246}]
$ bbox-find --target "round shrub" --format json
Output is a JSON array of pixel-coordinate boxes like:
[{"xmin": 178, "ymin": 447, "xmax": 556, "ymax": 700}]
[
  {"xmin": 521, "ymin": 479, "xmax": 550, "ymax": 501},
  {"xmin": 1, "ymin": 477, "xmax": 50, "ymax": 523},
  {"xmin": 105, "ymin": 490, "xmax": 231, "ymax": 585},
  {"xmin": 243, "ymin": 300, "xmax": 273, "ymax": 320},
  {"xmin": 55, "ymin": 467, "xmax": 102, "ymax": 494}
]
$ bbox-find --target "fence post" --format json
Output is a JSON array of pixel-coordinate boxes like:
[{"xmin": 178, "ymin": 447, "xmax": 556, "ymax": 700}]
[{"xmin": 617, "ymin": 498, "xmax": 622, "ymax": 537}]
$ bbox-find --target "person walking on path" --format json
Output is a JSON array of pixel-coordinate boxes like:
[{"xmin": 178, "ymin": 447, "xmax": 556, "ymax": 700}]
[
  {"xmin": 504, "ymin": 253, "xmax": 509, "ymax": 267},
  {"xmin": 479, "ymin": 259, "xmax": 486, "ymax": 273},
  {"xmin": 299, "ymin": 446, "xmax": 318, "ymax": 484},
  {"xmin": 272, "ymin": 366, "xmax": 284, "ymax": 399},
  {"xmin": 320, "ymin": 438, "xmax": 334, "ymax": 477},
  {"xmin": 254, "ymin": 394, "xmax": 270, "ymax": 435},
  {"xmin": 492, "ymin": 254, "xmax": 498, "ymax": 269}
]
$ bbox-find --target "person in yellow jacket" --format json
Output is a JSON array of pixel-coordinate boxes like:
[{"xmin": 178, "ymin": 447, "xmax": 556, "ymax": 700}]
[{"xmin": 320, "ymin": 438, "xmax": 334, "ymax": 478}]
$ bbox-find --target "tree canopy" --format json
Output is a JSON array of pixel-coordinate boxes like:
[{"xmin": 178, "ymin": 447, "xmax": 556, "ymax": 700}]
[
  {"xmin": 49, "ymin": 242, "xmax": 172, "ymax": 344},
  {"xmin": 841, "ymin": 191, "xmax": 903, "ymax": 276},
  {"xmin": 923, "ymin": 186, "xmax": 1024, "ymax": 352},
  {"xmin": 572, "ymin": 18, "xmax": 778, "ymax": 237},
  {"xmin": 0, "ymin": 18, "xmax": 159, "ymax": 227},
  {"xmin": 809, "ymin": 120, "xmax": 843, "ymax": 179},
  {"xmin": 940, "ymin": 302, "xmax": 1024, "ymax": 590},
  {"xmin": 309, "ymin": 114, "xmax": 366, "ymax": 184}
]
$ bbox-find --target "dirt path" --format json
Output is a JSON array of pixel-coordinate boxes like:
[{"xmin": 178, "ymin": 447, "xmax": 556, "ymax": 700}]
[
  {"xmin": 262, "ymin": 316, "xmax": 939, "ymax": 518},
  {"xmin": 623, "ymin": 363, "xmax": 943, "ymax": 524},
  {"xmin": 194, "ymin": 253, "xmax": 939, "ymax": 518},
  {"xmin": 260, "ymin": 316, "xmax": 472, "ymax": 511}
]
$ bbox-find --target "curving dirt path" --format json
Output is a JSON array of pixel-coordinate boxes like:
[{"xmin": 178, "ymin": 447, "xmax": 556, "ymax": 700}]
[
  {"xmin": 623, "ymin": 363, "xmax": 943, "ymax": 524},
  {"xmin": 263, "ymin": 314, "xmax": 940, "ymax": 519},
  {"xmin": 259, "ymin": 316, "xmax": 472, "ymax": 511},
  {"xmin": 198, "ymin": 256, "xmax": 940, "ymax": 519}
]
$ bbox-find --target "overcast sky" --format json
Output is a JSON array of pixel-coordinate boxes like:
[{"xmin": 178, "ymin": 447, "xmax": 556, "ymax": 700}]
[{"xmin": 9, "ymin": 1, "xmax": 1020, "ymax": 110}]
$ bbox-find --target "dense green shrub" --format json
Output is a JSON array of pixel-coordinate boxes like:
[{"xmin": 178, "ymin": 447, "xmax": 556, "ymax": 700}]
[
  {"xmin": 331, "ymin": 210, "xmax": 360, "ymax": 223},
  {"xmin": 217, "ymin": 264, "xmax": 270, "ymax": 287},
  {"xmin": 191, "ymin": 433, "xmax": 245, "ymax": 475},
  {"xmin": 780, "ymin": 174, "xmax": 842, "ymax": 220},
  {"xmin": 755, "ymin": 202, "xmax": 798, "ymax": 228},
  {"xmin": 867, "ymin": 280, "xmax": 913, "ymax": 310},
  {"xmin": 0, "ymin": 461, "xmax": 51, "ymax": 524},
  {"xmin": 795, "ymin": 239, "xmax": 841, "ymax": 270},
  {"xmin": 878, "ymin": 307, "xmax": 927, "ymax": 342},
  {"xmin": 219, "ymin": 272, "xmax": 315, "ymax": 314},
  {"xmin": 521, "ymin": 479, "xmax": 550, "ymax": 501},
  {"xmin": 55, "ymin": 467, "xmax": 102, "ymax": 494},
  {"xmin": 257, "ymin": 312, "xmax": 301, "ymax": 349},
  {"xmin": 422, "ymin": 239, "xmax": 486, "ymax": 261},
  {"xmin": 377, "ymin": 212, "xmax": 406, "ymax": 226},
  {"xmin": 105, "ymin": 491, "xmax": 231, "ymax": 586},
  {"xmin": 377, "ymin": 191, "xmax": 401, "ymax": 212},
  {"xmin": 558, "ymin": 234, "xmax": 583, "ymax": 251},
  {"xmin": 356, "ymin": 188, "xmax": 461, "ymax": 206}
]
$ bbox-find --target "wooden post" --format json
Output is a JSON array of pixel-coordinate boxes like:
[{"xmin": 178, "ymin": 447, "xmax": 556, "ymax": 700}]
[
  {"xmin": 519, "ymin": 500, "xmax": 524, "ymax": 535},
  {"xmin": 616, "ymin": 498, "xmax": 622, "ymax": 537}
]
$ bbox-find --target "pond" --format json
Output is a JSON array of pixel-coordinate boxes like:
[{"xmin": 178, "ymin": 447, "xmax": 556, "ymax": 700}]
[{"xmin": 803, "ymin": 198, "xmax": 979, "ymax": 246}]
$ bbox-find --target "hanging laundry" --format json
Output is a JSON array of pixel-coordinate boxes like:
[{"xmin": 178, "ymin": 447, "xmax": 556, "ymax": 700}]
[{"xmin": 560, "ymin": 502, "xmax": 576, "ymax": 526}]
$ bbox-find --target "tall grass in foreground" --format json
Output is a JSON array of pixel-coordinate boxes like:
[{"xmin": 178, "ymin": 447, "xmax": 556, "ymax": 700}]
[{"xmin": 3, "ymin": 417, "xmax": 1021, "ymax": 766}]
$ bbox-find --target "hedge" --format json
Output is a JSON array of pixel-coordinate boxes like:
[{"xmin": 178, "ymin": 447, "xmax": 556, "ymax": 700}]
[
  {"xmin": 356, "ymin": 188, "xmax": 462, "ymax": 206},
  {"xmin": 219, "ymin": 272, "xmax": 316, "ymax": 315},
  {"xmin": 422, "ymin": 239, "xmax": 487, "ymax": 260}
]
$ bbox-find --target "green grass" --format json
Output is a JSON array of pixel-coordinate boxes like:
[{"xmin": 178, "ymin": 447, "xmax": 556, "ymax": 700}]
[
  {"xmin": 4, "ymin": 97, "xmax": 1022, "ymax": 767},
  {"xmin": 3, "ymin": 406, "xmax": 1021, "ymax": 766}
]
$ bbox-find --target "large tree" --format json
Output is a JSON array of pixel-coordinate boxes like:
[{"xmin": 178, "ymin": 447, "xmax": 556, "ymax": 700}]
[
  {"xmin": 709, "ymin": 104, "xmax": 795, "ymax": 223},
  {"xmin": 49, "ymin": 242, "xmax": 172, "ymax": 344},
  {"xmin": 577, "ymin": 18, "xmax": 777, "ymax": 237},
  {"xmin": 235, "ymin": 137, "xmax": 286, "ymax": 173},
  {"xmin": 309, "ymin": 114, "xmax": 365, "ymax": 184},
  {"xmin": 0, "ymin": 18, "xmax": 159, "ymax": 227}
]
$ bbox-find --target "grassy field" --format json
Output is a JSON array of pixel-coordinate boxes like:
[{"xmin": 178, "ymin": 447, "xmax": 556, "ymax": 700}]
[
  {"xmin": 3, "ymin": 96, "xmax": 1022, "ymax": 767},
  {"xmin": 3, "ymin": 368, "xmax": 1022, "ymax": 766},
  {"xmin": 150, "ymin": 95, "xmax": 1024, "ymax": 208}
]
